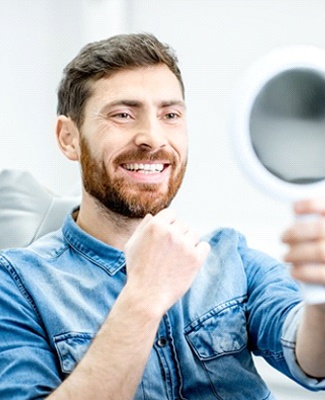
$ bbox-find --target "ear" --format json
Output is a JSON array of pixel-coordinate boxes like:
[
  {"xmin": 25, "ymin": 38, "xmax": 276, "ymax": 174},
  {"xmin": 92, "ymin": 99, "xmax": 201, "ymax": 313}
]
[{"xmin": 56, "ymin": 115, "xmax": 80, "ymax": 161}]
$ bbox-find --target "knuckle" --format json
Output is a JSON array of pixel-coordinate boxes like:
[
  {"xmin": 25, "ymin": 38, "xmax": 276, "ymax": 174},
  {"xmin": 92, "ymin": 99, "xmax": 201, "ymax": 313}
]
[
  {"xmin": 320, "ymin": 268, "xmax": 325, "ymax": 283},
  {"xmin": 318, "ymin": 219, "xmax": 325, "ymax": 237},
  {"xmin": 290, "ymin": 267, "xmax": 301, "ymax": 280},
  {"xmin": 316, "ymin": 242, "xmax": 325, "ymax": 260},
  {"xmin": 147, "ymin": 219, "xmax": 164, "ymax": 235}
]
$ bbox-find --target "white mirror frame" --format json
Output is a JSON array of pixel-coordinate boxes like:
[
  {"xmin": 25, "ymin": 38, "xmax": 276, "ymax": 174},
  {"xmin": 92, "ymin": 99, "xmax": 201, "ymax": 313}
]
[{"xmin": 231, "ymin": 45, "xmax": 325, "ymax": 202}]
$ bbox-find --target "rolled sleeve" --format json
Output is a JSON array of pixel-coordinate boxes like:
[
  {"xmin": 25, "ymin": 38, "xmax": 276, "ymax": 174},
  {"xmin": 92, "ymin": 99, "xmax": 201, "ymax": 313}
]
[{"xmin": 282, "ymin": 302, "xmax": 325, "ymax": 391}]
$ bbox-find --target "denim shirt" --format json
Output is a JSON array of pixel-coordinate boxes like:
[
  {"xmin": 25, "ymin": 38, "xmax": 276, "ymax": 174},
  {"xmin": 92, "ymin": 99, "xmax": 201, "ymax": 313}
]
[{"xmin": 0, "ymin": 212, "xmax": 324, "ymax": 399}]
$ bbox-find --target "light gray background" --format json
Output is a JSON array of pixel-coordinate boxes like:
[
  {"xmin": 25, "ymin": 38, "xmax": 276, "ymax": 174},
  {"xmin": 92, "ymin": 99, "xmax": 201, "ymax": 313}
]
[{"xmin": 1, "ymin": 1, "xmax": 325, "ymax": 398}]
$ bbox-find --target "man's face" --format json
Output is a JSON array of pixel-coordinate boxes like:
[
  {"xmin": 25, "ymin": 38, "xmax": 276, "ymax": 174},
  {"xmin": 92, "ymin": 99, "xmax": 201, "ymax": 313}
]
[{"xmin": 78, "ymin": 64, "xmax": 188, "ymax": 218}]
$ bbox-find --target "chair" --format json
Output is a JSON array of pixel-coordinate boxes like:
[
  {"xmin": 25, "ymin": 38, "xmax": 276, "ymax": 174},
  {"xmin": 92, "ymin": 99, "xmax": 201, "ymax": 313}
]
[{"xmin": 0, "ymin": 169, "xmax": 80, "ymax": 249}]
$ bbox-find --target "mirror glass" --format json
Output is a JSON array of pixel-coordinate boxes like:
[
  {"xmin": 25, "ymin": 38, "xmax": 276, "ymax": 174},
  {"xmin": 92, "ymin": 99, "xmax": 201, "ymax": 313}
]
[{"xmin": 250, "ymin": 69, "xmax": 325, "ymax": 185}]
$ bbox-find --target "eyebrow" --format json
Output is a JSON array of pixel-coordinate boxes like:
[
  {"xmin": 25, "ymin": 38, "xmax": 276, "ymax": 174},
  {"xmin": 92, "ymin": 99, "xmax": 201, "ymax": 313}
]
[
  {"xmin": 104, "ymin": 99, "xmax": 186, "ymax": 109},
  {"xmin": 161, "ymin": 100, "xmax": 187, "ymax": 109}
]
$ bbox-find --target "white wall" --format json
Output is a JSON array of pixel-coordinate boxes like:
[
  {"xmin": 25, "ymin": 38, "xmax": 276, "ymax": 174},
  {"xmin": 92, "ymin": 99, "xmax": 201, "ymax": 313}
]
[
  {"xmin": 1, "ymin": 1, "xmax": 325, "ymax": 397},
  {"xmin": 0, "ymin": 0, "xmax": 128, "ymax": 196},
  {"xmin": 0, "ymin": 0, "xmax": 80, "ymax": 194}
]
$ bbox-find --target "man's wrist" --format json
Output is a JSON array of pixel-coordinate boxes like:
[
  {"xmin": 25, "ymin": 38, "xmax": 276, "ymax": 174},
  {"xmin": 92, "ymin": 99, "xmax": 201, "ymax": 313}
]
[{"xmin": 112, "ymin": 282, "xmax": 165, "ymax": 326}]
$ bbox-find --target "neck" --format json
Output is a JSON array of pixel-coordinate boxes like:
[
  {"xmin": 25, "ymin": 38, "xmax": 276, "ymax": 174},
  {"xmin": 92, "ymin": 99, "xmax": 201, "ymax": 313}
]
[{"xmin": 76, "ymin": 194, "xmax": 142, "ymax": 251}]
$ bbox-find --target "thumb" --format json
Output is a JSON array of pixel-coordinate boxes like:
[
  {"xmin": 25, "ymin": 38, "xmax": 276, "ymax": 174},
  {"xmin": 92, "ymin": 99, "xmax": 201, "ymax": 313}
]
[{"xmin": 196, "ymin": 241, "xmax": 211, "ymax": 264}]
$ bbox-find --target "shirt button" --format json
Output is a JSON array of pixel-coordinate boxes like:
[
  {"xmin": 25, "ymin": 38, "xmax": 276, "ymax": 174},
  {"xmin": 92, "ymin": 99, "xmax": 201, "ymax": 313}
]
[{"xmin": 156, "ymin": 337, "xmax": 167, "ymax": 347}]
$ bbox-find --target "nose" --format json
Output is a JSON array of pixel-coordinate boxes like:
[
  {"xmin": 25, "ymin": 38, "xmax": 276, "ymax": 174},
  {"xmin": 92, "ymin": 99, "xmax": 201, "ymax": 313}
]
[{"xmin": 134, "ymin": 115, "xmax": 167, "ymax": 150}]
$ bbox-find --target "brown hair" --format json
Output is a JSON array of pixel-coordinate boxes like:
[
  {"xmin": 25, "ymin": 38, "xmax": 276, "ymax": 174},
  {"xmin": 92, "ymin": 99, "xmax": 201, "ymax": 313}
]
[{"xmin": 57, "ymin": 33, "xmax": 184, "ymax": 128}]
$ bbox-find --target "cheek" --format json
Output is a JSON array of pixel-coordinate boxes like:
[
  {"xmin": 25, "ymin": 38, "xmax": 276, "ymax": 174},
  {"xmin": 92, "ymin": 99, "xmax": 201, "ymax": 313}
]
[
  {"xmin": 90, "ymin": 135, "xmax": 116, "ymax": 162},
  {"xmin": 173, "ymin": 135, "xmax": 188, "ymax": 162}
]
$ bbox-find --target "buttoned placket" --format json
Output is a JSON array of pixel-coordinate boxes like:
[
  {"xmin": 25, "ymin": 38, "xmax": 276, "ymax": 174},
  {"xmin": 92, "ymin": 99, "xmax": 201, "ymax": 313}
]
[{"xmin": 154, "ymin": 313, "xmax": 187, "ymax": 400}]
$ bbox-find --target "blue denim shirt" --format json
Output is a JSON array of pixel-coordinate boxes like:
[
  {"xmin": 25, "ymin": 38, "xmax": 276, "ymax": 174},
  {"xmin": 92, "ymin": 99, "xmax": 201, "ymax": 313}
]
[{"xmin": 0, "ymin": 211, "xmax": 324, "ymax": 399}]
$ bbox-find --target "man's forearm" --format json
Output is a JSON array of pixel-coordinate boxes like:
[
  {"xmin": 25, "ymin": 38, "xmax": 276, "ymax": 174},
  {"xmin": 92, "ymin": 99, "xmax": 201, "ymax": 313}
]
[
  {"xmin": 48, "ymin": 285, "xmax": 162, "ymax": 400},
  {"xmin": 296, "ymin": 304, "xmax": 325, "ymax": 378}
]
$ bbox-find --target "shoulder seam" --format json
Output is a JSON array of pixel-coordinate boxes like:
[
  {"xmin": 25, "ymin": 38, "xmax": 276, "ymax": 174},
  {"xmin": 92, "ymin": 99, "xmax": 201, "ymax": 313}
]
[{"xmin": 0, "ymin": 254, "xmax": 42, "ymax": 321}]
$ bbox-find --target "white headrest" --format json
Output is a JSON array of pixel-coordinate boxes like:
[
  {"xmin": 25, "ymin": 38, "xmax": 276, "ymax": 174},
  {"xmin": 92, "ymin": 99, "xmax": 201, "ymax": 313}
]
[{"xmin": 0, "ymin": 169, "xmax": 80, "ymax": 249}]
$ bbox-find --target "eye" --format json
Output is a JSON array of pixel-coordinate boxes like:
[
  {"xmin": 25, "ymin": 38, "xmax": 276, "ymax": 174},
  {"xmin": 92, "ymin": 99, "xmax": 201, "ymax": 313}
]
[
  {"xmin": 164, "ymin": 112, "xmax": 179, "ymax": 120},
  {"xmin": 114, "ymin": 112, "xmax": 132, "ymax": 119}
]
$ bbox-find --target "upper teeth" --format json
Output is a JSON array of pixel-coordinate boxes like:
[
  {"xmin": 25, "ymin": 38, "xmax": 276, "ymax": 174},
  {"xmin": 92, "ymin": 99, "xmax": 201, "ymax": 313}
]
[{"xmin": 124, "ymin": 163, "xmax": 164, "ymax": 173}]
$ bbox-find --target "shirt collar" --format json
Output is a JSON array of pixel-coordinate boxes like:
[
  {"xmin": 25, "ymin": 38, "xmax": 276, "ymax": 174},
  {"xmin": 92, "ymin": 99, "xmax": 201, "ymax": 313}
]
[{"xmin": 62, "ymin": 208, "xmax": 126, "ymax": 276}]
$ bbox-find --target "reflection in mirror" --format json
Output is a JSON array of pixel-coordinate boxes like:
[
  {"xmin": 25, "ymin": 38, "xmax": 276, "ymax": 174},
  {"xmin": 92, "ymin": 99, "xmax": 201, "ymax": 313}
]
[{"xmin": 250, "ymin": 69, "xmax": 325, "ymax": 184}]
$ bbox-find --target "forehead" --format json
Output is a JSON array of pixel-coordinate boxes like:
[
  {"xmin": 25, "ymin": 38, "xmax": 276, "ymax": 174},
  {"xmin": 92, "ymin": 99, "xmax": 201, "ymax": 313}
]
[{"xmin": 87, "ymin": 64, "xmax": 184, "ymax": 106}]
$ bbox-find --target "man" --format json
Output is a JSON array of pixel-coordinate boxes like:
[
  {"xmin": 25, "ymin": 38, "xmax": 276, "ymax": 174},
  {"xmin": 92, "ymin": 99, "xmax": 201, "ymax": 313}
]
[{"xmin": 0, "ymin": 33, "xmax": 324, "ymax": 399}]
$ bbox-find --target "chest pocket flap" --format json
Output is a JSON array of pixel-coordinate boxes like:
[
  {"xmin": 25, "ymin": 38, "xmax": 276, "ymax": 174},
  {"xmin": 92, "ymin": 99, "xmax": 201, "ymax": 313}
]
[
  {"xmin": 185, "ymin": 300, "xmax": 247, "ymax": 360},
  {"xmin": 54, "ymin": 331, "xmax": 95, "ymax": 374}
]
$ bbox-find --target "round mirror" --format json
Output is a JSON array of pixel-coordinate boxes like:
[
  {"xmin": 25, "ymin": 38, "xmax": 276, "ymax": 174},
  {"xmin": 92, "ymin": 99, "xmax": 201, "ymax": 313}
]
[
  {"xmin": 232, "ymin": 46, "xmax": 325, "ymax": 201},
  {"xmin": 231, "ymin": 46, "xmax": 325, "ymax": 303}
]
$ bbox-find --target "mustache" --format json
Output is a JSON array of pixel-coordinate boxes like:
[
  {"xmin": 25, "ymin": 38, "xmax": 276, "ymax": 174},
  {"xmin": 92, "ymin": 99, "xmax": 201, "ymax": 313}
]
[{"xmin": 114, "ymin": 148, "xmax": 177, "ymax": 166}]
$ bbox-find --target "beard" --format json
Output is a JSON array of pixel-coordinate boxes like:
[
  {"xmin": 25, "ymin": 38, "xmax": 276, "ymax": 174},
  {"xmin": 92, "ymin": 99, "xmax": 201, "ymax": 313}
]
[{"xmin": 79, "ymin": 136, "xmax": 187, "ymax": 218}]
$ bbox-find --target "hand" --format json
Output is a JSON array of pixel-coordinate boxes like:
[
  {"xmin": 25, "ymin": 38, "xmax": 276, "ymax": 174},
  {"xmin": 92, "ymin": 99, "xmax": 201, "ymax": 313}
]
[
  {"xmin": 123, "ymin": 208, "xmax": 211, "ymax": 316},
  {"xmin": 282, "ymin": 198, "xmax": 325, "ymax": 286}
]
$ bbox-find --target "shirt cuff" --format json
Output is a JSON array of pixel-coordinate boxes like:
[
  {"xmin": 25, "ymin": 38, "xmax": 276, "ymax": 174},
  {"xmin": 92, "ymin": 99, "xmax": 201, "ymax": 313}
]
[{"xmin": 282, "ymin": 302, "xmax": 325, "ymax": 390}]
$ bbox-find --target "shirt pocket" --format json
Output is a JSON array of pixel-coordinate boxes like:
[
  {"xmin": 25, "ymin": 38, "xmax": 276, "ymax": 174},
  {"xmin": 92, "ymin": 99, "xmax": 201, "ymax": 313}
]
[
  {"xmin": 54, "ymin": 331, "xmax": 95, "ymax": 374},
  {"xmin": 184, "ymin": 299, "xmax": 270, "ymax": 399},
  {"xmin": 185, "ymin": 299, "xmax": 247, "ymax": 360}
]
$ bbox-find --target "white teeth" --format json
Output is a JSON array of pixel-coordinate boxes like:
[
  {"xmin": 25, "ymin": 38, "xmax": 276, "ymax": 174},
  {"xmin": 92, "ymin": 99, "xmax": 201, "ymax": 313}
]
[{"xmin": 124, "ymin": 163, "xmax": 164, "ymax": 173}]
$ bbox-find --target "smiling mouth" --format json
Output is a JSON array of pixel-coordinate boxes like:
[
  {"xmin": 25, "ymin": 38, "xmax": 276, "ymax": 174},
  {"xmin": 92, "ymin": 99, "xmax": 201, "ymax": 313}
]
[{"xmin": 122, "ymin": 163, "xmax": 167, "ymax": 174}]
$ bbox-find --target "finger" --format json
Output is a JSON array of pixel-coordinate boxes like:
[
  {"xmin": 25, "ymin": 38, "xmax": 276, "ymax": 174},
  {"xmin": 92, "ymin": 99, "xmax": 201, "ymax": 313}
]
[
  {"xmin": 133, "ymin": 213, "xmax": 153, "ymax": 233},
  {"xmin": 195, "ymin": 241, "xmax": 211, "ymax": 264},
  {"xmin": 291, "ymin": 263, "xmax": 325, "ymax": 285},
  {"xmin": 153, "ymin": 208, "xmax": 177, "ymax": 224},
  {"xmin": 282, "ymin": 218, "xmax": 325, "ymax": 243},
  {"xmin": 170, "ymin": 219, "xmax": 190, "ymax": 235},
  {"xmin": 294, "ymin": 198, "xmax": 325, "ymax": 215},
  {"xmin": 183, "ymin": 229, "xmax": 201, "ymax": 247},
  {"xmin": 135, "ymin": 209, "xmax": 176, "ymax": 236},
  {"xmin": 284, "ymin": 241, "xmax": 325, "ymax": 263}
]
